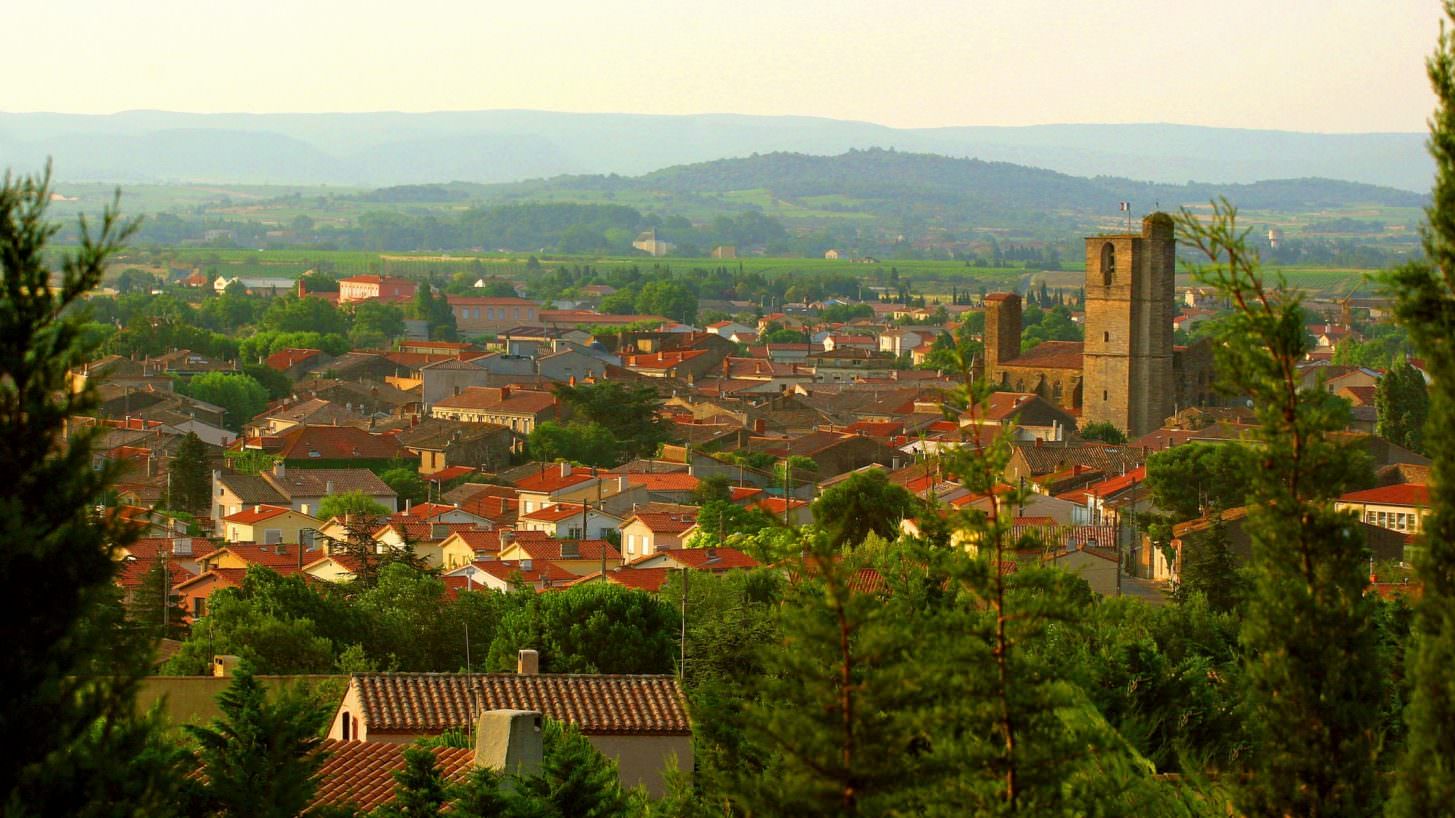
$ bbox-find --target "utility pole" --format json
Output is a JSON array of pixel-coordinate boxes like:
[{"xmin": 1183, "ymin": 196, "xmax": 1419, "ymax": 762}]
[{"xmin": 679, "ymin": 567, "xmax": 689, "ymax": 680}]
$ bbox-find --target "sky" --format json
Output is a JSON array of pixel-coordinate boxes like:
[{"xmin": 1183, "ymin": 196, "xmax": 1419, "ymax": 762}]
[{"xmin": 4, "ymin": 0, "xmax": 1443, "ymax": 133}]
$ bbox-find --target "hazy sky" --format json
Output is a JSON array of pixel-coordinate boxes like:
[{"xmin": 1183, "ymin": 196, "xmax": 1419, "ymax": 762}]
[{"xmin": 5, "ymin": 0, "xmax": 1443, "ymax": 132}]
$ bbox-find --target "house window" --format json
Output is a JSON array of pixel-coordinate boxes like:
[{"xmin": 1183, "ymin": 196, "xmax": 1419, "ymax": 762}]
[
  {"xmin": 193, "ymin": 597, "xmax": 206, "ymax": 619},
  {"xmin": 341, "ymin": 711, "xmax": 351, "ymax": 741},
  {"xmin": 567, "ymin": 526, "xmax": 582, "ymax": 539},
  {"xmin": 1103, "ymin": 390, "xmax": 1109, "ymax": 402},
  {"xmin": 1103, "ymin": 331, "xmax": 1110, "ymax": 343}
]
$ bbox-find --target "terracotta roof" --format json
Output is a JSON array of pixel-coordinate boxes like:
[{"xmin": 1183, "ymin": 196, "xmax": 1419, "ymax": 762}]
[
  {"xmin": 433, "ymin": 386, "xmax": 557, "ymax": 416},
  {"xmin": 350, "ymin": 672, "xmax": 689, "ymax": 736},
  {"xmin": 462, "ymin": 557, "xmax": 576, "ymax": 585},
  {"xmin": 246, "ymin": 425, "xmax": 404, "ymax": 460},
  {"xmin": 754, "ymin": 497, "xmax": 808, "ymax": 514},
  {"xmin": 570, "ymin": 566, "xmax": 674, "ymax": 591},
  {"xmin": 514, "ymin": 465, "xmax": 595, "ymax": 493},
  {"xmin": 427, "ymin": 465, "xmax": 477, "ymax": 481},
  {"xmin": 1002, "ymin": 340, "xmax": 1085, "ymax": 370},
  {"xmin": 623, "ymin": 349, "xmax": 709, "ymax": 370},
  {"xmin": 173, "ymin": 567, "xmax": 249, "ymax": 592},
  {"xmin": 376, "ymin": 521, "xmax": 487, "ymax": 542},
  {"xmin": 1339, "ymin": 483, "xmax": 1431, "ymax": 507},
  {"xmin": 649, "ymin": 546, "xmax": 758, "ymax": 571},
  {"xmin": 115, "ymin": 557, "xmax": 195, "ymax": 590},
  {"xmin": 506, "ymin": 539, "xmax": 621, "ymax": 561},
  {"xmin": 264, "ymin": 347, "xmax": 322, "ymax": 372},
  {"xmin": 198, "ymin": 544, "xmax": 309, "ymax": 573},
  {"xmin": 395, "ymin": 502, "xmax": 474, "ymax": 521},
  {"xmin": 520, "ymin": 502, "xmax": 616, "ymax": 523},
  {"xmin": 222, "ymin": 504, "xmax": 296, "ymax": 525},
  {"xmin": 625, "ymin": 511, "xmax": 698, "ymax": 534},
  {"xmin": 311, "ymin": 740, "xmax": 470, "ymax": 812},
  {"xmin": 615, "ymin": 473, "xmax": 701, "ymax": 492}
]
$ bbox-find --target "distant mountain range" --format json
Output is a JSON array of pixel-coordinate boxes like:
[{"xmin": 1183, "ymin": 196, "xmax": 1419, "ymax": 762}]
[{"xmin": 0, "ymin": 110, "xmax": 1434, "ymax": 191}]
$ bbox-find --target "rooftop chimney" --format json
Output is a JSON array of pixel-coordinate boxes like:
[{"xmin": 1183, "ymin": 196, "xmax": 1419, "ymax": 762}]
[
  {"xmin": 273, "ymin": 460, "xmax": 286, "ymax": 478},
  {"xmin": 474, "ymin": 710, "xmax": 543, "ymax": 777},
  {"xmin": 517, "ymin": 649, "xmax": 540, "ymax": 675},
  {"xmin": 560, "ymin": 462, "xmax": 571, "ymax": 477},
  {"xmin": 325, "ymin": 479, "xmax": 336, "ymax": 496}
]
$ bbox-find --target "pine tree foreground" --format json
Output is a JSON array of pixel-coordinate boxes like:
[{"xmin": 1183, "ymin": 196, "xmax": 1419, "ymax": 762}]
[
  {"xmin": 1387, "ymin": 2, "xmax": 1455, "ymax": 813},
  {"xmin": 1177, "ymin": 202, "xmax": 1383, "ymax": 816}
]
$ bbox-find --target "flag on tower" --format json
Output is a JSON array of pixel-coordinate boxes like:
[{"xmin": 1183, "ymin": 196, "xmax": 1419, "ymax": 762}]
[{"xmin": 1119, "ymin": 201, "xmax": 1130, "ymax": 212}]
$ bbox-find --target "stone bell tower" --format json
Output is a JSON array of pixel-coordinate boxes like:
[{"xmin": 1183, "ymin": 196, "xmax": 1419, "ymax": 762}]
[{"xmin": 1080, "ymin": 213, "xmax": 1176, "ymax": 437}]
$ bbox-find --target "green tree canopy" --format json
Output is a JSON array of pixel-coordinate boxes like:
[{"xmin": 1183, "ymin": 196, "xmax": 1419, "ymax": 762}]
[
  {"xmin": 260, "ymin": 294, "xmax": 350, "ymax": 336},
  {"xmin": 809, "ymin": 468, "xmax": 918, "ymax": 547},
  {"xmin": 1375, "ymin": 358, "xmax": 1430, "ymax": 454},
  {"xmin": 526, "ymin": 421, "xmax": 620, "ymax": 468},
  {"xmin": 185, "ymin": 665, "xmax": 332, "ymax": 818},
  {"xmin": 317, "ymin": 490, "xmax": 391, "ymax": 522},
  {"xmin": 183, "ymin": 371, "xmax": 269, "ymax": 431},
  {"xmin": 1079, "ymin": 420, "xmax": 1128, "ymax": 444},
  {"xmin": 635, "ymin": 279, "xmax": 698, "ymax": 324},
  {"xmin": 486, "ymin": 583, "xmax": 679, "ymax": 674},
  {"xmin": 169, "ymin": 431, "xmax": 212, "ymax": 514},
  {"xmin": 553, "ymin": 381, "xmax": 674, "ymax": 461}
]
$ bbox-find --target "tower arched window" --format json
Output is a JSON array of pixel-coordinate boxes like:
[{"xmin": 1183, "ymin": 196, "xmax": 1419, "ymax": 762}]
[{"xmin": 1101, "ymin": 242, "xmax": 1116, "ymax": 285}]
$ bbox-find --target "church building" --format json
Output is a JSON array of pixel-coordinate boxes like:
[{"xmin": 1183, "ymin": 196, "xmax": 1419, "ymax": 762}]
[{"xmin": 982, "ymin": 213, "xmax": 1214, "ymax": 437}]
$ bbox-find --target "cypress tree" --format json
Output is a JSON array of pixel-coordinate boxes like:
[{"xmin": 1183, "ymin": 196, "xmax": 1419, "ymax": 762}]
[
  {"xmin": 1177, "ymin": 203, "xmax": 1383, "ymax": 816},
  {"xmin": 1375, "ymin": 358, "xmax": 1430, "ymax": 455},
  {"xmin": 169, "ymin": 431, "xmax": 212, "ymax": 514},
  {"xmin": 1388, "ymin": 3, "xmax": 1455, "ymax": 813}
]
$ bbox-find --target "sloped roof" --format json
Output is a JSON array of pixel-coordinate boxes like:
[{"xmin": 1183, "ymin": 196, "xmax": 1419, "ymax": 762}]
[
  {"xmin": 649, "ymin": 546, "xmax": 758, "ymax": 571},
  {"xmin": 506, "ymin": 539, "xmax": 621, "ymax": 561},
  {"xmin": 1339, "ymin": 483, "xmax": 1431, "ymax": 507},
  {"xmin": 222, "ymin": 504, "xmax": 298, "ymax": 525},
  {"xmin": 350, "ymin": 672, "xmax": 690, "ymax": 735},
  {"xmin": 1013, "ymin": 442, "xmax": 1146, "ymax": 477},
  {"xmin": 1003, "ymin": 340, "xmax": 1085, "ymax": 370},
  {"xmin": 266, "ymin": 468, "xmax": 395, "ymax": 499},
  {"xmin": 263, "ymin": 425, "xmax": 404, "ymax": 460},
  {"xmin": 216, "ymin": 473, "xmax": 288, "ymax": 505},
  {"xmin": 311, "ymin": 739, "xmax": 471, "ymax": 809},
  {"xmin": 625, "ymin": 512, "xmax": 698, "ymax": 534},
  {"xmin": 433, "ymin": 387, "xmax": 557, "ymax": 415},
  {"xmin": 570, "ymin": 566, "xmax": 673, "ymax": 592}
]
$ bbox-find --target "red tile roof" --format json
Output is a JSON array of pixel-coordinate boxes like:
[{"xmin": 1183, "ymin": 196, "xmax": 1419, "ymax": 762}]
[
  {"xmin": 311, "ymin": 741, "xmax": 474, "ymax": 814},
  {"xmin": 571, "ymin": 566, "xmax": 674, "ymax": 592},
  {"xmin": 245, "ymin": 425, "xmax": 405, "ymax": 460},
  {"xmin": 623, "ymin": 349, "xmax": 709, "ymax": 370},
  {"xmin": 1339, "ymin": 483, "xmax": 1431, "ymax": 507},
  {"xmin": 514, "ymin": 464, "xmax": 594, "ymax": 493},
  {"xmin": 615, "ymin": 473, "xmax": 701, "ymax": 492},
  {"xmin": 432, "ymin": 387, "xmax": 558, "ymax": 416},
  {"xmin": 264, "ymin": 347, "xmax": 322, "ymax": 372},
  {"xmin": 649, "ymin": 546, "xmax": 759, "ymax": 571},
  {"xmin": 625, "ymin": 512, "xmax": 698, "ymax": 534},
  {"xmin": 425, "ymin": 465, "xmax": 477, "ymax": 481},
  {"xmin": 464, "ymin": 558, "xmax": 576, "ymax": 586},
  {"xmin": 222, "ymin": 504, "xmax": 296, "ymax": 525},
  {"xmin": 520, "ymin": 502, "xmax": 609, "ymax": 523},
  {"xmin": 350, "ymin": 672, "xmax": 690, "ymax": 736}
]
